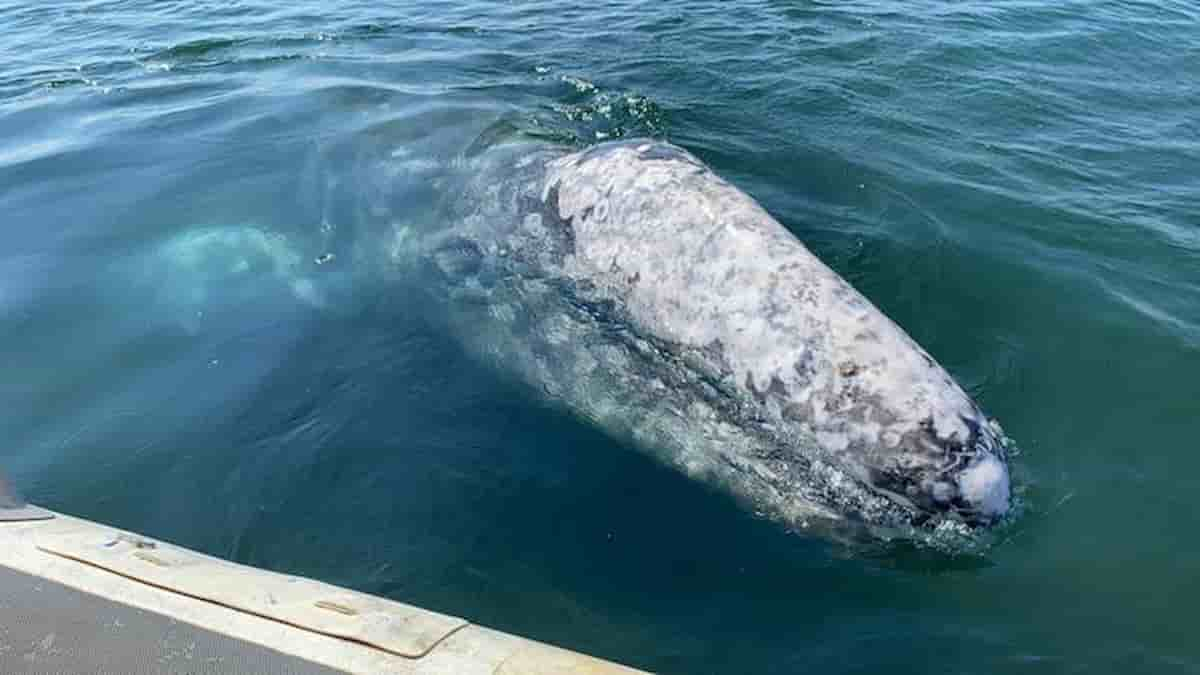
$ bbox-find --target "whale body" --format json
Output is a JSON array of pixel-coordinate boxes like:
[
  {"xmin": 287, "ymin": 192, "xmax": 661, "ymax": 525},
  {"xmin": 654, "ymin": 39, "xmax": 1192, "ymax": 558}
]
[{"xmin": 403, "ymin": 139, "xmax": 1012, "ymax": 537}]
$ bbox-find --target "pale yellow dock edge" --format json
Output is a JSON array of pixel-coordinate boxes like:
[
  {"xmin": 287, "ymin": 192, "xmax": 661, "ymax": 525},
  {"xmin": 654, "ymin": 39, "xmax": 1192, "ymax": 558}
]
[{"xmin": 0, "ymin": 509, "xmax": 648, "ymax": 674}]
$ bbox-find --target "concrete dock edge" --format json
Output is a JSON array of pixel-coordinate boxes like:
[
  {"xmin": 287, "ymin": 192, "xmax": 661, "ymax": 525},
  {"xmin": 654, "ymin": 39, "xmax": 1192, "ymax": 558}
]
[{"xmin": 0, "ymin": 507, "xmax": 648, "ymax": 674}]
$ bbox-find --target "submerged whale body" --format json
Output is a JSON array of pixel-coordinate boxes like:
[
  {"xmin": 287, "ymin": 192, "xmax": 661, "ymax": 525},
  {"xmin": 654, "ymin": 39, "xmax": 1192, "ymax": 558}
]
[{"xmin": 409, "ymin": 138, "xmax": 1013, "ymax": 537}]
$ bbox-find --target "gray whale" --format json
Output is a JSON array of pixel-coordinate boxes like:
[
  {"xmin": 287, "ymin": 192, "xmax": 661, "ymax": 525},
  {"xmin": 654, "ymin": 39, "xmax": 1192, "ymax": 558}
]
[{"xmin": 407, "ymin": 139, "xmax": 1013, "ymax": 536}]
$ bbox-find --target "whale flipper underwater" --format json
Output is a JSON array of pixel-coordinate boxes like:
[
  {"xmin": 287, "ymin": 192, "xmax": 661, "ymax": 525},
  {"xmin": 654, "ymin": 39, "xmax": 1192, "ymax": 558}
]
[{"xmin": 400, "ymin": 138, "xmax": 1013, "ymax": 540}]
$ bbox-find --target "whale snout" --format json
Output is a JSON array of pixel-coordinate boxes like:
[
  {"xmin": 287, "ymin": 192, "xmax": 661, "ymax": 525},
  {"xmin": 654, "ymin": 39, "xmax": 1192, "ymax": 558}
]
[
  {"xmin": 868, "ymin": 417, "xmax": 1011, "ymax": 527},
  {"xmin": 928, "ymin": 424, "xmax": 1011, "ymax": 526},
  {"xmin": 907, "ymin": 452, "xmax": 1009, "ymax": 527}
]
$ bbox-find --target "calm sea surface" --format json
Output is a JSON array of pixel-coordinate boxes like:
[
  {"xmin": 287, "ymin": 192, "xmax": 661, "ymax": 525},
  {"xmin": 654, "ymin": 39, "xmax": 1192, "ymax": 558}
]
[{"xmin": 2, "ymin": 1, "xmax": 1198, "ymax": 672}]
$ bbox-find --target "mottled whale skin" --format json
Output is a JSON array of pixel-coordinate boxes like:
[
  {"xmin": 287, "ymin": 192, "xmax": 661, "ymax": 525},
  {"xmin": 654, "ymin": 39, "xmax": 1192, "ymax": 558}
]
[{"xmin": 409, "ymin": 139, "xmax": 1011, "ymax": 536}]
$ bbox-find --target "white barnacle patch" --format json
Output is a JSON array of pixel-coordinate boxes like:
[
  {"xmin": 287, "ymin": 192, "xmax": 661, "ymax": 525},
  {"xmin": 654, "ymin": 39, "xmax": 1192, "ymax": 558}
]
[
  {"xmin": 815, "ymin": 431, "xmax": 851, "ymax": 454},
  {"xmin": 930, "ymin": 481, "xmax": 956, "ymax": 504},
  {"xmin": 957, "ymin": 455, "xmax": 1011, "ymax": 517}
]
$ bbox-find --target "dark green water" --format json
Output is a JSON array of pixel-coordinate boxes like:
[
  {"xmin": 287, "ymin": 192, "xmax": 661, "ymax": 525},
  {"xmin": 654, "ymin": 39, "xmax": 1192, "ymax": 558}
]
[{"xmin": 2, "ymin": 1, "xmax": 1198, "ymax": 672}]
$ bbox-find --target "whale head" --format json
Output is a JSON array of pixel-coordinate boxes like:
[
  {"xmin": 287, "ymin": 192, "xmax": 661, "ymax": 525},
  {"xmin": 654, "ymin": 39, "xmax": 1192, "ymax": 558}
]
[{"xmin": 853, "ymin": 410, "xmax": 1011, "ymax": 527}]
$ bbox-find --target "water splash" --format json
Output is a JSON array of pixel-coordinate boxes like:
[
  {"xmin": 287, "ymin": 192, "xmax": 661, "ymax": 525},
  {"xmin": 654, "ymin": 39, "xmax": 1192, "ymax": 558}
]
[{"xmin": 527, "ymin": 69, "xmax": 668, "ymax": 143}]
